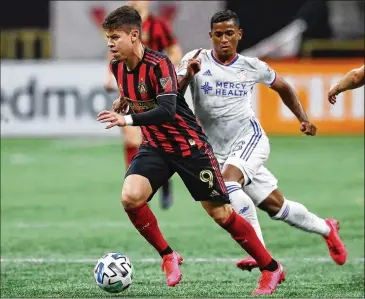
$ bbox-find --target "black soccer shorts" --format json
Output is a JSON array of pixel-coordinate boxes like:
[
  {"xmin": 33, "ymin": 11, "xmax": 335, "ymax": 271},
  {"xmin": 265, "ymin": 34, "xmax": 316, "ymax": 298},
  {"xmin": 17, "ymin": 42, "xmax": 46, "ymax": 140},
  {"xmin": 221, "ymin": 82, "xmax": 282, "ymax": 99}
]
[{"xmin": 125, "ymin": 144, "xmax": 229, "ymax": 203}]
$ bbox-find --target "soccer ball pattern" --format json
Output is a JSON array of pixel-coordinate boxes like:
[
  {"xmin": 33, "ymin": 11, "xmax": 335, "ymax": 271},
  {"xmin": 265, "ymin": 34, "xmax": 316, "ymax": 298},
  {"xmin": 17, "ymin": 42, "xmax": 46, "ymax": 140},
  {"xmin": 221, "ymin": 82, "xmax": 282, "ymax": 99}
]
[{"xmin": 94, "ymin": 252, "xmax": 133, "ymax": 293}]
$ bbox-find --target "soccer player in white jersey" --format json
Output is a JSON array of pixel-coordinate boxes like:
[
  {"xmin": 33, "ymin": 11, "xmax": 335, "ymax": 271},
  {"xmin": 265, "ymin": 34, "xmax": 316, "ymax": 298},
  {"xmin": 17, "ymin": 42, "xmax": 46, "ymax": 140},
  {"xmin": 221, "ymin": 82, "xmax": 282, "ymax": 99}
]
[{"xmin": 176, "ymin": 10, "xmax": 347, "ymax": 276}]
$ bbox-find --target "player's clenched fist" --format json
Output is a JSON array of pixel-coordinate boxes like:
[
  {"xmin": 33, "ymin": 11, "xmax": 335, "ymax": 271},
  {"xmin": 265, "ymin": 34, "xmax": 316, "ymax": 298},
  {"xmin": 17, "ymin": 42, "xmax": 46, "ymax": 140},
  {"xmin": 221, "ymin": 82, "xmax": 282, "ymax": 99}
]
[
  {"xmin": 112, "ymin": 96, "xmax": 129, "ymax": 114},
  {"xmin": 97, "ymin": 110, "xmax": 126, "ymax": 129},
  {"xmin": 300, "ymin": 121, "xmax": 317, "ymax": 136},
  {"xmin": 186, "ymin": 48, "xmax": 203, "ymax": 78}
]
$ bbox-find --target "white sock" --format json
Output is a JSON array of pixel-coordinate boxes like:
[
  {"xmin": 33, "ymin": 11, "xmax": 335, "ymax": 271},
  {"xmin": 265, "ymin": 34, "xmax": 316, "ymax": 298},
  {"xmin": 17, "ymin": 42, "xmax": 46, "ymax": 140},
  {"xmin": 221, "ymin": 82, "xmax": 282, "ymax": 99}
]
[
  {"xmin": 225, "ymin": 181, "xmax": 266, "ymax": 247},
  {"xmin": 272, "ymin": 198, "xmax": 330, "ymax": 236}
]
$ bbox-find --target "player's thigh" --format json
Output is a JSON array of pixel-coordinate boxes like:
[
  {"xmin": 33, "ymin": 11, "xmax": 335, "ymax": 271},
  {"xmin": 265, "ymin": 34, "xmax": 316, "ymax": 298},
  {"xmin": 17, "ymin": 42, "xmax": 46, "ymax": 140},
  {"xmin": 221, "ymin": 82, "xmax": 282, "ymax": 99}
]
[
  {"xmin": 224, "ymin": 128, "xmax": 270, "ymax": 186},
  {"xmin": 123, "ymin": 146, "xmax": 173, "ymax": 206},
  {"xmin": 243, "ymin": 165, "xmax": 278, "ymax": 206},
  {"xmin": 170, "ymin": 145, "xmax": 230, "ymax": 204},
  {"xmin": 122, "ymin": 126, "xmax": 142, "ymax": 147}
]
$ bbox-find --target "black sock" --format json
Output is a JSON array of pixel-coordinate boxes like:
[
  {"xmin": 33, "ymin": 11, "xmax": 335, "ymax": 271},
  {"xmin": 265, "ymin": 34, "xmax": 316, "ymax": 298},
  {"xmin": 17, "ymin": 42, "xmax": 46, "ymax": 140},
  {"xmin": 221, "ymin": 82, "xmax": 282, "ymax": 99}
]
[
  {"xmin": 159, "ymin": 246, "xmax": 173, "ymax": 257},
  {"xmin": 162, "ymin": 181, "xmax": 171, "ymax": 197},
  {"xmin": 260, "ymin": 259, "xmax": 278, "ymax": 272}
]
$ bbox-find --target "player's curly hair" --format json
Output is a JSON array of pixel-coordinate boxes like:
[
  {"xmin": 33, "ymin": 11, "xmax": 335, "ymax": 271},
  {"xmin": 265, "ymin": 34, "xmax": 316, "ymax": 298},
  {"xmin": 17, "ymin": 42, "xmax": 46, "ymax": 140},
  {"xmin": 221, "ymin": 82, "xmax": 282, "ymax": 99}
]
[
  {"xmin": 102, "ymin": 6, "xmax": 142, "ymax": 35},
  {"xmin": 210, "ymin": 10, "xmax": 240, "ymax": 29}
]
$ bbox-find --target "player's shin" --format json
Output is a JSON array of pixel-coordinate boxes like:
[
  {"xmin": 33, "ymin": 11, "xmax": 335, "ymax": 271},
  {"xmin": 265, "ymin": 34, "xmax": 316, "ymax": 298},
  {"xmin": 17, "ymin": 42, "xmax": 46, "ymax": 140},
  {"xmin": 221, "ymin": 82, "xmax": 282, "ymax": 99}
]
[
  {"xmin": 125, "ymin": 201, "xmax": 173, "ymax": 256},
  {"xmin": 226, "ymin": 181, "xmax": 265, "ymax": 246},
  {"xmin": 272, "ymin": 198, "xmax": 330, "ymax": 236},
  {"xmin": 220, "ymin": 209, "xmax": 276, "ymax": 270}
]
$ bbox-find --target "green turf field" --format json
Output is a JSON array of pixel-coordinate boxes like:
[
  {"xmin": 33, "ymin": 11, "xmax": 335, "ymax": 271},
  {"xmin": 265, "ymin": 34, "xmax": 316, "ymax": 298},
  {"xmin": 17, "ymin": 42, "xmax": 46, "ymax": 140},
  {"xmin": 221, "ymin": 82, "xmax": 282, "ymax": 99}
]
[{"xmin": 1, "ymin": 136, "xmax": 364, "ymax": 298}]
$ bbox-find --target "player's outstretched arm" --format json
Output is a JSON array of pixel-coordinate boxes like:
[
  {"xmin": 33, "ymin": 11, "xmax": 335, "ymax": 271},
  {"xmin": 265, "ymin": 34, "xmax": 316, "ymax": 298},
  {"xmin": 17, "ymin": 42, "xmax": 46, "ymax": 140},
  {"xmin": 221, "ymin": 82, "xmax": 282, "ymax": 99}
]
[
  {"xmin": 177, "ymin": 49, "xmax": 202, "ymax": 95},
  {"xmin": 271, "ymin": 76, "xmax": 317, "ymax": 136},
  {"xmin": 328, "ymin": 65, "xmax": 365, "ymax": 104}
]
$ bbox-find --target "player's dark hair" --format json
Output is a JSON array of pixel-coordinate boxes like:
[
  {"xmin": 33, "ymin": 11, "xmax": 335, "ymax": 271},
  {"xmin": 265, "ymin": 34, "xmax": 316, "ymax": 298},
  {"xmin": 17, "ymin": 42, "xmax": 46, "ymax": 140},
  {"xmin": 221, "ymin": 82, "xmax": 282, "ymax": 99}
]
[
  {"xmin": 210, "ymin": 10, "xmax": 240, "ymax": 29},
  {"xmin": 102, "ymin": 6, "xmax": 142, "ymax": 35}
]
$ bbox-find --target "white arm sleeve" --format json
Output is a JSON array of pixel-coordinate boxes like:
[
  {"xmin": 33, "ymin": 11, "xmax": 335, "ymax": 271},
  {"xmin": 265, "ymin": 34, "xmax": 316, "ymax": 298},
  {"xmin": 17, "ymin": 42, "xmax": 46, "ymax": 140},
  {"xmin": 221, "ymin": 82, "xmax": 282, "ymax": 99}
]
[{"xmin": 255, "ymin": 58, "xmax": 277, "ymax": 87}]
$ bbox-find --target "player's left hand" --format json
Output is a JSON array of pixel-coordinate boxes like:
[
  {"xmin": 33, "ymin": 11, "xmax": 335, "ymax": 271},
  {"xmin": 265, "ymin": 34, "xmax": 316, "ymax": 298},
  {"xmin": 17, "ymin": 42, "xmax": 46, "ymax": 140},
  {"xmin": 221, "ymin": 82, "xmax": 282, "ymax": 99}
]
[
  {"xmin": 97, "ymin": 110, "xmax": 126, "ymax": 129},
  {"xmin": 300, "ymin": 121, "xmax": 317, "ymax": 136}
]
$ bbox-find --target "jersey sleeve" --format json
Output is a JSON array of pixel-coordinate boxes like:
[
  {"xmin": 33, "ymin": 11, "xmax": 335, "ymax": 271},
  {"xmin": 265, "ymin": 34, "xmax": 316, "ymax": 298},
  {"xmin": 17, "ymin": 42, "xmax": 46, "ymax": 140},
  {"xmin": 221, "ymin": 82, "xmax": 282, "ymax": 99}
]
[
  {"xmin": 255, "ymin": 58, "xmax": 277, "ymax": 87},
  {"xmin": 153, "ymin": 57, "xmax": 178, "ymax": 96}
]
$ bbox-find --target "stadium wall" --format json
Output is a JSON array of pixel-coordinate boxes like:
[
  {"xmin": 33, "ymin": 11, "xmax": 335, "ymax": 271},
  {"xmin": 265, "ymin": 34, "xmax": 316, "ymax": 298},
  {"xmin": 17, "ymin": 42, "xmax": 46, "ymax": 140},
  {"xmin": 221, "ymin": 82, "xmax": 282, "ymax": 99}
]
[{"xmin": 1, "ymin": 59, "xmax": 363, "ymax": 137}]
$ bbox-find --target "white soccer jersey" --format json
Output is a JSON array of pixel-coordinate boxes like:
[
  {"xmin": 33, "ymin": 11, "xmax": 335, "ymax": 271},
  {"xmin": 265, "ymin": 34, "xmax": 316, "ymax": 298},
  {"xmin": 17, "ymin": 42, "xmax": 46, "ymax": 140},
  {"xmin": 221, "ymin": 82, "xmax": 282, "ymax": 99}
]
[{"xmin": 176, "ymin": 49, "xmax": 277, "ymax": 162}]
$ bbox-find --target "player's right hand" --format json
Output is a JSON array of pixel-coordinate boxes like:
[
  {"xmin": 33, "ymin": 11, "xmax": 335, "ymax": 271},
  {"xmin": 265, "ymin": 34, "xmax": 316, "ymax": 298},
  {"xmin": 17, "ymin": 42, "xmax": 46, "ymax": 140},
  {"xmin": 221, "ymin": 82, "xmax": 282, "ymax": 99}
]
[
  {"xmin": 112, "ymin": 96, "xmax": 129, "ymax": 114},
  {"xmin": 328, "ymin": 82, "xmax": 340, "ymax": 105},
  {"xmin": 300, "ymin": 121, "xmax": 317, "ymax": 136},
  {"xmin": 186, "ymin": 48, "xmax": 202, "ymax": 78},
  {"xmin": 97, "ymin": 110, "xmax": 126, "ymax": 129}
]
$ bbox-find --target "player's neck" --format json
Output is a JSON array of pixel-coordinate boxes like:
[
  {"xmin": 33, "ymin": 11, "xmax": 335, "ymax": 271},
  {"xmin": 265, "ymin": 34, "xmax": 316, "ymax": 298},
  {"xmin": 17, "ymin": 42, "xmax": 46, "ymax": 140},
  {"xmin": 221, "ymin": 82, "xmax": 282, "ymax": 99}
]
[
  {"xmin": 212, "ymin": 50, "xmax": 237, "ymax": 65},
  {"xmin": 125, "ymin": 43, "xmax": 145, "ymax": 71}
]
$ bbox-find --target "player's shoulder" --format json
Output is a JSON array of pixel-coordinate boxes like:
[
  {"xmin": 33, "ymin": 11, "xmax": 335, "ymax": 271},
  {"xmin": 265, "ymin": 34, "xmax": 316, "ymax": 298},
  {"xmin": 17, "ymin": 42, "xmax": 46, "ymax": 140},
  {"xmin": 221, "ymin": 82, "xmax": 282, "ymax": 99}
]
[
  {"xmin": 236, "ymin": 55, "xmax": 267, "ymax": 70},
  {"xmin": 144, "ymin": 48, "xmax": 170, "ymax": 67}
]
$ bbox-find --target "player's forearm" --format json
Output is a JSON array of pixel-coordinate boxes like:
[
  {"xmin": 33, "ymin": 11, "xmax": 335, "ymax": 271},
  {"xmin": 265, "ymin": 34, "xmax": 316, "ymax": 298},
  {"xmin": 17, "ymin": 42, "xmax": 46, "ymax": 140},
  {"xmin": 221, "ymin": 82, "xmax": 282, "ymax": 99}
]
[
  {"xmin": 129, "ymin": 95, "xmax": 177, "ymax": 126},
  {"xmin": 336, "ymin": 67, "xmax": 365, "ymax": 94},
  {"xmin": 177, "ymin": 74, "xmax": 193, "ymax": 96},
  {"xmin": 278, "ymin": 87, "xmax": 309, "ymax": 123}
]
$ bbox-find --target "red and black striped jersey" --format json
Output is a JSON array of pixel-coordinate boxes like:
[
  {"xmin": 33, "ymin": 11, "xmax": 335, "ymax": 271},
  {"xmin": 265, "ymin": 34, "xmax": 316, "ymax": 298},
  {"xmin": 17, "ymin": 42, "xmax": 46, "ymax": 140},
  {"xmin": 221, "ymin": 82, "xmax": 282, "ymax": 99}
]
[
  {"xmin": 109, "ymin": 47, "xmax": 208, "ymax": 157},
  {"xmin": 141, "ymin": 15, "xmax": 177, "ymax": 52}
]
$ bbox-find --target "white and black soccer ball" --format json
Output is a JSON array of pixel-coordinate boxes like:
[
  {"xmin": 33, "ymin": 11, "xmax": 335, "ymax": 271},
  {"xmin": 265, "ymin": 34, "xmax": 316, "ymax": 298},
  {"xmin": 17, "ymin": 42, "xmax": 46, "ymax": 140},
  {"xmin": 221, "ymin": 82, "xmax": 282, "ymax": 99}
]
[{"xmin": 94, "ymin": 252, "xmax": 133, "ymax": 293}]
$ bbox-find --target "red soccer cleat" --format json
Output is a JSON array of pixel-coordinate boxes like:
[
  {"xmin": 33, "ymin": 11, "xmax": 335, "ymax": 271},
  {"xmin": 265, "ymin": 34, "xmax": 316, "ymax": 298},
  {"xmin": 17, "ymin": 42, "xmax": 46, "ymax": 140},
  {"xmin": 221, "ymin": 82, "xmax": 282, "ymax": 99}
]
[
  {"xmin": 323, "ymin": 218, "xmax": 347, "ymax": 265},
  {"xmin": 252, "ymin": 262, "xmax": 285, "ymax": 295},
  {"xmin": 161, "ymin": 251, "xmax": 183, "ymax": 287},
  {"xmin": 236, "ymin": 256, "xmax": 259, "ymax": 271}
]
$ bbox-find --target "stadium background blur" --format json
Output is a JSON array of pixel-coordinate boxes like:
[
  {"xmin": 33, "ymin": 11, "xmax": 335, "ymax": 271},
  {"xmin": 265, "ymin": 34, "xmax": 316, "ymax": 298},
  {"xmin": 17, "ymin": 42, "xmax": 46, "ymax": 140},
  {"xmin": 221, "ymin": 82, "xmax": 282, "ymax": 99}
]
[{"xmin": 1, "ymin": 1, "xmax": 364, "ymax": 298}]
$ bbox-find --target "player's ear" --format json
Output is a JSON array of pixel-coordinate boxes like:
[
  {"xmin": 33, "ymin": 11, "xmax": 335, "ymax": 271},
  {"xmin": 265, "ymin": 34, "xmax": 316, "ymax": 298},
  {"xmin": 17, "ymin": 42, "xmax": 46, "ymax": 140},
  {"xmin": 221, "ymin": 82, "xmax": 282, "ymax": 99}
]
[
  {"xmin": 238, "ymin": 29, "xmax": 243, "ymax": 40},
  {"xmin": 209, "ymin": 31, "xmax": 212, "ymax": 39},
  {"xmin": 131, "ymin": 29, "xmax": 139, "ymax": 42}
]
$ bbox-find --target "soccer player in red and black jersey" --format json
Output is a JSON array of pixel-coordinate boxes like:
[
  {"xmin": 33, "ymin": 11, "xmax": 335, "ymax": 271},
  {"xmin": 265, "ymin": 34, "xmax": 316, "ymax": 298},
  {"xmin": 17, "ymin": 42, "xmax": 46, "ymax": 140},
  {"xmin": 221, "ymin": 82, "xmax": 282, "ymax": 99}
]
[
  {"xmin": 97, "ymin": 6, "xmax": 285, "ymax": 294},
  {"xmin": 104, "ymin": 0, "xmax": 182, "ymax": 210}
]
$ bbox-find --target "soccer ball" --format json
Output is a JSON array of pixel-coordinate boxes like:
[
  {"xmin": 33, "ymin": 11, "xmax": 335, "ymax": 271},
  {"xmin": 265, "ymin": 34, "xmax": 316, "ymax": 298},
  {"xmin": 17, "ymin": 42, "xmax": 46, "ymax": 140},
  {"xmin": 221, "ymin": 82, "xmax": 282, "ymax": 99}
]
[{"xmin": 94, "ymin": 252, "xmax": 133, "ymax": 293}]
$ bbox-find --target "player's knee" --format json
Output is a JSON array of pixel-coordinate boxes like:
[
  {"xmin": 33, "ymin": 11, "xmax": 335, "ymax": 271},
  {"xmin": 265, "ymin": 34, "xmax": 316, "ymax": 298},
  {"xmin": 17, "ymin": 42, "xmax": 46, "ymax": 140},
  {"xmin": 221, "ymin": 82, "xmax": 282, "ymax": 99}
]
[
  {"xmin": 210, "ymin": 204, "xmax": 233, "ymax": 226},
  {"xmin": 121, "ymin": 187, "xmax": 145, "ymax": 209},
  {"xmin": 258, "ymin": 189, "xmax": 284, "ymax": 217}
]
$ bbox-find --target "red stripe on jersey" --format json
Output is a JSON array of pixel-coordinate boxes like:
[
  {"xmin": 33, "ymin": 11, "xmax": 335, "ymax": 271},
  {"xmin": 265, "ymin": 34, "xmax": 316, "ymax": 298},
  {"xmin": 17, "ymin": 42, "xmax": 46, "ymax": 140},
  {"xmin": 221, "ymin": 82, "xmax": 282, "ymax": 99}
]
[
  {"xmin": 161, "ymin": 124, "xmax": 191, "ymax": 156},
  {"xmin": 117, "ymin": 63, "xmax": 125, "ymax": 97},
  {"xmin": 149, "ymin": 67, "xmax": 158, "ymax": 92},
  {"xmin": 127, "ymin": 73, "xmax": 137, "ymax": 104},
  {"xmin": 138, "ymin": 63, "xmax": 149, "ymax": 102},
  {"xmin": 148, "ymin": 125, "xmax": 174, "ymax": 152},
  {"xmin": 145, "ymin": 54, "xmax": 160, "ymax": 64},
  {"xmin": 146, "ymin": 51, "xmax": 161, "ymax": 61},
  {"xmin": 205, "ymin": 147, "xmax": 227, "ymax": 193},
  {"xmin": 175, "ymin": 114, "xmax": 204, "ymax": 149},
  {"xmin": 141, "ymin": 126, "xmax": 158, "ymax": 148}
]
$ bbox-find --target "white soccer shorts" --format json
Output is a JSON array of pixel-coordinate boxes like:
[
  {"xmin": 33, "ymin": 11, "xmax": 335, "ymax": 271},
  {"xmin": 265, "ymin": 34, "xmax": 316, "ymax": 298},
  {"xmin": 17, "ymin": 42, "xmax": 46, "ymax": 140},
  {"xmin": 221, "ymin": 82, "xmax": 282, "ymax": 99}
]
[{"xmin": 221, "ymin": 118, "xmax": 278, "ymax": 205}]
